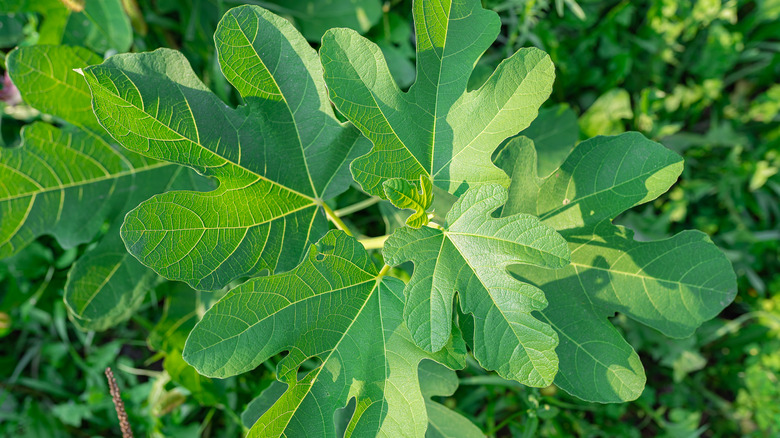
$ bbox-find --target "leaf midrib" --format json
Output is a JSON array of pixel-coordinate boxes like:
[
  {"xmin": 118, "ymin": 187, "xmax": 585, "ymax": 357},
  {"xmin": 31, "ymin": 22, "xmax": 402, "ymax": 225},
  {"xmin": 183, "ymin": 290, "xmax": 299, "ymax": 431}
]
[
  {"xmin": 538, "ymin": 157, "xmax": 680, "ymax": 222},
  {"xmin": 426, "ymin": 1, "xmax": 452, "ymax": 180},
  {"xmin": 446, "ymin": 231, "xmax": 568, "ymax": 266},
  {"xmin": 332, "ymin": 38, "xmax": 427, "ymax": 178},
  {"xmin": 76, "ymin": 253, "xmax": 127, "ymax": 315},
  {"xmin": 244, "ymin": 279, "xmax": 389, "ymax": 434},
  {"xmin": 568, "ymin": 262, "xmax": 727, "ymax": 294},
  {"xmin": 194, "ymin": 277, "xmax": 377, "ymax": 353},
  {"xmin": 15, "ymin": 53, "xmax": 93, "ymax": 100},
  {"xmin": 0, "ymin": 161, "xmax": 174, "ymax": 203},
  {"xmin": 231, "ymin": 11, "xmax": 318, "ymax": 198},
  {"xmin": 538, "ymin": 310, "xmax": 640, "ymax": 398},
  {"xmin": 445, "ymin": 234, "xmax": 554, "ymax": 383},
  {"xmin": 91, "ymin": 67, "xmax": 316, "ymax": 203}
]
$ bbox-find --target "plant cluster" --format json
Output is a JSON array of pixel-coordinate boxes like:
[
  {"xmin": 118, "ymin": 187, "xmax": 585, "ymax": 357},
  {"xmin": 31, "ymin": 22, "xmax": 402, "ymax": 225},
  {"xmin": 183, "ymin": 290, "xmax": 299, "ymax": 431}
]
[{"xmin": 1, "ymin": 0, "xmax": 773, "ymax": 436}]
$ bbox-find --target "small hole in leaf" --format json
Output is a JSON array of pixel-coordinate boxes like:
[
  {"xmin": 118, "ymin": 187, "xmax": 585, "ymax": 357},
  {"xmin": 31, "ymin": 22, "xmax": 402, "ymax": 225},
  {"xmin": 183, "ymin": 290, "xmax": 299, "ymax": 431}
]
[{"xmin": 315, "ymin": 253, "xmax": 325, "ymax": 262}]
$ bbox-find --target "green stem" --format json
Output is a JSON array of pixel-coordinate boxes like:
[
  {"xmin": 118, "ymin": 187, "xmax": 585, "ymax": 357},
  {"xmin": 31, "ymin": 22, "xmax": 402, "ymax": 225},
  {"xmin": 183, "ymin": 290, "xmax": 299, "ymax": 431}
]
[
  {"xmin": 334, "ymin": 196, "xmax": 381, "ymax": 217},
  {"xmin": 117, "ymin": 364, "xmax": 162, "ymax": 378},
  {"xmin": 321, "ymin": 202, "xmax": 353, "ymax": 237},
  {"xmin": 378, "ymin": 264, "xmax": 391, "ymax": 277},
  {"xmin": 198, "ymin": 408, "xmax": 216, "ymax": 436},
  {"xmin": 427, "ymin": 221, "xmax": 445, "ymax": 230},
  {"xmin": 359, "ymin": 235, "xmax": 389, "ymax": 250}
]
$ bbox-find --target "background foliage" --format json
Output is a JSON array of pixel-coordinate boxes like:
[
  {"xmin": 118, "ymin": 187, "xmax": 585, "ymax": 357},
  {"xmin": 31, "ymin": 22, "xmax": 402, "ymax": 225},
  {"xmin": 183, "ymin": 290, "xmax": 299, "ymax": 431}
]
[{"xmin": 0, "ymin": 0, "xmax": 777, "ymax": 436}]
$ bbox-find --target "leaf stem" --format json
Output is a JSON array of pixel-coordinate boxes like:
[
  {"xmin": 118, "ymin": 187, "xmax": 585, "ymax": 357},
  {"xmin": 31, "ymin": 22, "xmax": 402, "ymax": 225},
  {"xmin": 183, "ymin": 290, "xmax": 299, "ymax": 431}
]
[
  {"xmin": 427, "ymin": 221, "xmax": 445, "ymax": 230},
  {"xmin": 334, "ymin": 196, "xmax": 381, "ymax": 217},
  {"xmin": 321, "ymin": 202, "xmax": 353, "ymax": 237},
  {"xmin": 378, "ymin": 264, "xmax": 392, "ymax": 277},
  {"xmin": 358, "ymin": 235, "xmax": 389, "ymax": 250}
]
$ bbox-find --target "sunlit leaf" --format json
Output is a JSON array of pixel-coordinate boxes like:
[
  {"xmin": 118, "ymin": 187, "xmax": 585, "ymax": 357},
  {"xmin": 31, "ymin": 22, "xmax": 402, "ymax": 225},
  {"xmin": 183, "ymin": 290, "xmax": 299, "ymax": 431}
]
[
  {"xmin": 384, "ymin": 184, "xmax": 570, "ymax": 387},
  {"xmin": 184, "ymin": 231, "xmax": 469, "ymax": 437},
  {"xmin": 320, "ymin": 0, "xmax": 554, "ymax": 197},
  {"xmin": 84, "ymin": 6, "xmax": 370, "ymax": 290}
]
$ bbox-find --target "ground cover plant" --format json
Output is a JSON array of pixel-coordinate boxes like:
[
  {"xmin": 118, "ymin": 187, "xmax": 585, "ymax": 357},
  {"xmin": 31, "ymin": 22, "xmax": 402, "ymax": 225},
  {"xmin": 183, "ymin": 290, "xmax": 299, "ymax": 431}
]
[{"xmin": 1, "ymin": 0, "xmax": 775, "ymax": 436}]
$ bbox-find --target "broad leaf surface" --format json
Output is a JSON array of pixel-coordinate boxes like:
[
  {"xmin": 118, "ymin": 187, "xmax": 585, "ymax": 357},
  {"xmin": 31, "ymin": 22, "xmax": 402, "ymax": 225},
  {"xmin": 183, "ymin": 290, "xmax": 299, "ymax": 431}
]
[
  {"xmin": 183, "ymin": 231, "xmax": 468, "ymax": 437},
  {"xmin": 320, "ymin": 0, "xmax": 554, "ymax": 197},
  {"xmin": 2, "ymin": 45, "xmax": 204, "ymax": 330},
  {"xmin": 501, "ymin": 133, "xmax": 737, "ymax": 402},
  {"xmin": 383, "ymin": 184, "xmax": 570, "ymax": 387},
  {"xmin": 84, "ymin": 5, "xmax": 370, "ymax": 290},
  {"xmin": 0, "ymin": 122, "xmax": 170, "ymax": 256}
]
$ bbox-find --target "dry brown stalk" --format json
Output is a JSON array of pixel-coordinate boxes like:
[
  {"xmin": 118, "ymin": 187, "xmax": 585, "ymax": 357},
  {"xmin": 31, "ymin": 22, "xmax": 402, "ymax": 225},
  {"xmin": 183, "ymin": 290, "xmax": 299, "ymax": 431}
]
[{"xmin": 105, "ymin": 367, "xmax": 134, "ymax": 438}]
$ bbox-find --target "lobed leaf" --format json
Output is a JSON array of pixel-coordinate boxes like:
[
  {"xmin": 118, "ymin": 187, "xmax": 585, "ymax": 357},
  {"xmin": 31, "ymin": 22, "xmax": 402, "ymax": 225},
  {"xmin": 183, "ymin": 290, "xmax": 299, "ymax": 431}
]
[
  {"xmin": 383, "ymin": 184, "xmax": 570, "ymax": 387},
  {"xmin": 183, "ymin": 230, "xmax": 468, "ymax": 437},
  {"xmin": 320, "ymin": 0, "xmax": 554, "ymax": 197},
  {"xmin": 84, "ymin": 5, "xmax": 370, "ymax": 290},
  {"xmin": 501, "ymin": 133, "xmax": 737, "ymax": 402},
  {"xmin": 3, "ymin": 45, "xmax": 205, "ymax": 330}
]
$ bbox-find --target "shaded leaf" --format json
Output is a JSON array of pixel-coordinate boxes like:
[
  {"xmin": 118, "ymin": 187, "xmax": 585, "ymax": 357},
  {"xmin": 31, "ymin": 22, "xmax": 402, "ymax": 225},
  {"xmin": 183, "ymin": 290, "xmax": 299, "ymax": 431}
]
[
  {"xmin": 419, "ymin": 360, "xmax": 485, "ymax": 438},
  {"xmin": 519, "ymin": 104, "xmax": 579, "ymax": 177},
  {"xmin": 502, "ymin": 133, "xmax": 736, "ymax": 402},
  {"xmin": 61, "ymin": 0, "xmax": 133, "ymax": 52},
  {"xmin": 64, "ymin": 231, "xmax": 156, "ymax": 331},
  {"xmin": 0, "ymin": 122, "xmax": 171, "ymax": 256},
  {"xmin": 3, "ymin": 45, "xmax": 203, "ymax": 330},
  {"xmin": 241, "ymin": 381, "xmax": 287, "ymax": 429},
  {"xmin": 1, "ymin": 0, "xmax": 132, "ymax": 52}
]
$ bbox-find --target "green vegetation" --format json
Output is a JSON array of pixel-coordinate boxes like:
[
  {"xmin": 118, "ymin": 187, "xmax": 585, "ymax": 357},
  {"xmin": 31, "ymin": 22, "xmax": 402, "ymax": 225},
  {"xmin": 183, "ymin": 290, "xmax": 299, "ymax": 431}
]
[{"xmin": 1, "ymin": 0, "xmax": 777, "ymax": 436}]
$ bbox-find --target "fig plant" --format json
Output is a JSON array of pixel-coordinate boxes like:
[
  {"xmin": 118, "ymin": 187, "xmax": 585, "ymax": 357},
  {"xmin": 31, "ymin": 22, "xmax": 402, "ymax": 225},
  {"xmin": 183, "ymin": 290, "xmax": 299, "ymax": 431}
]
[{"xmin": 0, "ymin": 0, "xmax": 736, "ymax": 436}]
